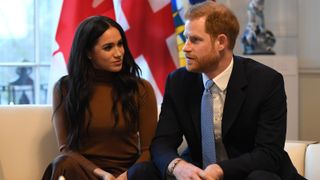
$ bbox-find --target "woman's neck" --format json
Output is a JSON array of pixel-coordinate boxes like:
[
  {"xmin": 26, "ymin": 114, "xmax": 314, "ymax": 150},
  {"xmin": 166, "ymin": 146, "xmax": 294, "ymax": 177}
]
[{"xmin": 93, "ymin": 69, "xmax": 114, "ymax": 83}]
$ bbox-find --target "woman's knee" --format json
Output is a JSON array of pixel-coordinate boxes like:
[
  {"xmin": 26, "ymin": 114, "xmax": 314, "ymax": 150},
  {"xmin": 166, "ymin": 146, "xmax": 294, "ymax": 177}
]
[
  {"xmin": 52, "ymin": 154, "xmax": 77, "ymax": 171},
  {"xmin": 42, "ymin": 154, "xmax": 77, "ymax": 180}
]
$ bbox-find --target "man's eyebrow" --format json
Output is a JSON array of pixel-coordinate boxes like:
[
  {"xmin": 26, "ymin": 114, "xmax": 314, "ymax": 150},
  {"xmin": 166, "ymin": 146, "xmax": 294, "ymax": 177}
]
[{"xmin": 189, "ymin": 34, "xmax": 203, "ymax": 40}]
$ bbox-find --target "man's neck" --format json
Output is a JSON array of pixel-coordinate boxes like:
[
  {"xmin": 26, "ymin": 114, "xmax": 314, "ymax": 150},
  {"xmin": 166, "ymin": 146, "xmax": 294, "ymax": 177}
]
[{"xmin": 205, "ymin": 51, "xmax": 233, "ymax": 79}]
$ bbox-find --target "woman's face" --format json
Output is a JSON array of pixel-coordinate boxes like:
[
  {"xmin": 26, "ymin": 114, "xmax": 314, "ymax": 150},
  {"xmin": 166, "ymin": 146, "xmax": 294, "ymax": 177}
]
[{"xmin": 89, "ymin": 26, "xmax": 124, "ymax": 72}]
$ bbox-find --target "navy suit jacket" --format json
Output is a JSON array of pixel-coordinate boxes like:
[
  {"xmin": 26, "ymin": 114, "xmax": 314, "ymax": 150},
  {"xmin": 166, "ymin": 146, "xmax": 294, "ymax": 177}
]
[{"xmin": 151, "ymin": 56, "xmax": 301, "ymax": 180}]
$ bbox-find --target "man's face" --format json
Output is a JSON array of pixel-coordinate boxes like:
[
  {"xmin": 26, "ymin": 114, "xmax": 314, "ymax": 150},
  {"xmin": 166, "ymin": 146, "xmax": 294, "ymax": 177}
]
[{"xmin": 182, "ymin": 17, "xmax": 220, "ymax": 74}]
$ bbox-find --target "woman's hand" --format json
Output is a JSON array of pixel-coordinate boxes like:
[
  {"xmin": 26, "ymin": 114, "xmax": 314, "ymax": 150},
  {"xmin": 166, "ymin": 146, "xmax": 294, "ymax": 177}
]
[
  {"xmin": 93, "ymin": 168, "xmax": 115, "ymax": 180},
  {"xmin": 116, "ymin": 171, "xmax": 127, "ymax": 180}
]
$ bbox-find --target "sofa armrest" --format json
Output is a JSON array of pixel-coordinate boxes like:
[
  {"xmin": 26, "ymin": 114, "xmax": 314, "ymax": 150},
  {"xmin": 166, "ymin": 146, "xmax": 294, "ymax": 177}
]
[
  {"xmin": 305, "ymin": 143, "xmax": 320, "ymax": 180},
  {"xmin": 284, "ymin": 140, "xmax": 317, "ymax": 176}
]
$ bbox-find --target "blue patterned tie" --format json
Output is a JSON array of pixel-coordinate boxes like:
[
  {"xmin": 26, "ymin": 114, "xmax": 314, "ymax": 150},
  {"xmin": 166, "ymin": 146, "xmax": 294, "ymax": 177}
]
[{"xmin": 201, "ymin": 80, "xmax": 216, "ymax": 168}]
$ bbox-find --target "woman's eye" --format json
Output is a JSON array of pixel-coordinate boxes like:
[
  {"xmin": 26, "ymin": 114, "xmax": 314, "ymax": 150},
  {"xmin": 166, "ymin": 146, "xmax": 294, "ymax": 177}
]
[
  {"xmin": 103, "ymin": 45, "xmax": 113, "ymax": 51},
  {"xmin": 118, "ymin": 41, "xmax": 123, "ymax": 47}
]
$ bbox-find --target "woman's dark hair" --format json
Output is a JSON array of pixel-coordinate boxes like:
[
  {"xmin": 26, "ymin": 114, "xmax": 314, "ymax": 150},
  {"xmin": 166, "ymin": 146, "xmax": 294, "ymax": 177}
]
[{"xmin": 54, "ymin": 16, "xmax": 141, "ymax": 150}]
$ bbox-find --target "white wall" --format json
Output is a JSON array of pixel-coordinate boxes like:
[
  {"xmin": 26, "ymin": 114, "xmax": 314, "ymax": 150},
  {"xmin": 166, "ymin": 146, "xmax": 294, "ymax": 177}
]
[
  {"xmin": 298, "ymin": 0, "xmax": 320, "ymax": 70},
  {"xmin": 298, "ymin": 0, "xmax": 320, "ymax": 142},
  {"xmin": 219, "ymin": 0, "xmax": 320, "ymax": 141}
]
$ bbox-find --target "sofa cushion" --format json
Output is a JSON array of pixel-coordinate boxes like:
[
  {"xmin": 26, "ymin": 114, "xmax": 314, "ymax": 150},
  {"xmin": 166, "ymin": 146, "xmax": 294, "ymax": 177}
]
[{"xmin": 0, "ymin": 105, "xmax": 58, "ymax": 180}]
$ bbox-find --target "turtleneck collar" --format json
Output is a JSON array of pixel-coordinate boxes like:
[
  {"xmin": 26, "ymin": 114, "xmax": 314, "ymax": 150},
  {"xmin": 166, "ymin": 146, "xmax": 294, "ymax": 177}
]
[{"xmin": 93, "ymin": 68, "xmax": 115, "ymax": 83}]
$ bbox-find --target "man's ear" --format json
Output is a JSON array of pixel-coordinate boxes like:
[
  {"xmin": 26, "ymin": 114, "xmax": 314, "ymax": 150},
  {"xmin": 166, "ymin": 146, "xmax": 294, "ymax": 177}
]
[{"xmin": 216, "ymin": 34, "xmax": 228, "ymax": 51}]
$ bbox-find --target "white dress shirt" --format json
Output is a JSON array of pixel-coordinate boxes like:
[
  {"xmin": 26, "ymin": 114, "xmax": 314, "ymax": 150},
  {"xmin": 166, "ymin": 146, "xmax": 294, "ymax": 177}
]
[{"xmin": 202, "ymin": 58, "xmax": 234, "ymax": 162}]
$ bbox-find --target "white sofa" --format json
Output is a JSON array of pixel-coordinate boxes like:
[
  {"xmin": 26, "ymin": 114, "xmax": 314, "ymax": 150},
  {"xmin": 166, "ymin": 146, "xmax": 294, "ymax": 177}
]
[
  {"xmin": 0, "ymin": 105, "xmax": 58, "ymax": 180},
  {"xmin": 284, "ymin": 141, "xmax": 320, "ymax": 179},
  {"xmin": 0, "ymin": 105, "xmax": 319, "ymax": 180}
]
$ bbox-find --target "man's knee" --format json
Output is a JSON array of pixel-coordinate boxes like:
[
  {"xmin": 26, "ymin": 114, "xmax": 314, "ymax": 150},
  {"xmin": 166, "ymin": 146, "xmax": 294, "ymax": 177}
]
[
  {"xmin": 246, "ymin": 170, "xmax": 281, "ymax": 180},
  {"xmin": 128, "ymin": 161, "xmax": 161, "ymax": 180}
]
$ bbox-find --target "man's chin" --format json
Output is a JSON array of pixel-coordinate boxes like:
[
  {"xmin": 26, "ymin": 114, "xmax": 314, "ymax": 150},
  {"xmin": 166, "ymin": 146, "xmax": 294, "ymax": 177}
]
[{"xmin": 186, "ymin": 65, "xmax": 200, "ymax": 73}]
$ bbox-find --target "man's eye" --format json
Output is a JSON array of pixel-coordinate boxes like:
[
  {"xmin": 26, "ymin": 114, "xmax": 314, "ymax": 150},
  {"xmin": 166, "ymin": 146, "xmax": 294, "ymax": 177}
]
[{"xmin": 190, "ymin": 37, "xmax": 199, "ymax": 43}]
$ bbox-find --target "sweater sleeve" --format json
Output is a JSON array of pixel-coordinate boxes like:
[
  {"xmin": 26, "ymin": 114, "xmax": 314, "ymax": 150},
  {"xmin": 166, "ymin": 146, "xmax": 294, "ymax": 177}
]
[
  {"xmin": 135, "ymin": 80, "xmax": 158, "ymax": 163},
  {"xmin": 52, "ymin": 81, "xmax": 99, "ymax": 173}
]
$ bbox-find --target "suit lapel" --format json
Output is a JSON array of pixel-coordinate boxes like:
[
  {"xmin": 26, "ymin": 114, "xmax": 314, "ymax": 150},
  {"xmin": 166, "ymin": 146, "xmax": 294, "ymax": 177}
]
[
  {"xmin": 186, "ymin": 72, "xmax": 204, "ymax": 139},
  {"xmin": 222, "ymin": 56, "xmax": 248, "ymax": 138}
]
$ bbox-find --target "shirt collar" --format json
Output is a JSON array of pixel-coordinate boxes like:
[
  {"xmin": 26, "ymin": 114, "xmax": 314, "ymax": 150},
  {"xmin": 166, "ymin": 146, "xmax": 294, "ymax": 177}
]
[{"xmin": 202, "ymin": 58, "xmax": 234, "ymax": 92}]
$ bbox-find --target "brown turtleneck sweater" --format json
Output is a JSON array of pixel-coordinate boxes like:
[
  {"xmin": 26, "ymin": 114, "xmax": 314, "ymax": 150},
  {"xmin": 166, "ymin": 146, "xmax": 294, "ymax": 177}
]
[{"xmin": 52, "ymin": 71, "xmax": 157, "ymax": 177}]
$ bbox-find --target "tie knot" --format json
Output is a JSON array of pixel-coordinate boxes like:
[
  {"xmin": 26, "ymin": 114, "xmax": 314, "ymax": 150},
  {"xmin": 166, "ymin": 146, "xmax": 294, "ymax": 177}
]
[{"xmin": 205, "ymin": 80, "xmax": 214, "ymax": 90}]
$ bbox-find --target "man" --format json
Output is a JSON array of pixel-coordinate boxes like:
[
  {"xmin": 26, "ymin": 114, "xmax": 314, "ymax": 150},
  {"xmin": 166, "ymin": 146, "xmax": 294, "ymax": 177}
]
[{"xmin": 151, "ymin": 1, "xmax": 303, "ymax": 180}]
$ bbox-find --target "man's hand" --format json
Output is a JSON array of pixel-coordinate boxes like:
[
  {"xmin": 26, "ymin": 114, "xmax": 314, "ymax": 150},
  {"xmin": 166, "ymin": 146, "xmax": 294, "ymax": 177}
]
[
  {"xmin": 199, "ymin": 164, "xmax": 224, "ymax": 180},
  {"xmin": 172, "ymin": 160, "xmax": 205, "ymax": 180}
]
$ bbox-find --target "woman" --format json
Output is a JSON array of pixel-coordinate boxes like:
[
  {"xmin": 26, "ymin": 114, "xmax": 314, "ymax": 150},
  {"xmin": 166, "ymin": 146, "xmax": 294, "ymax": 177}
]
[{"xmin": 42, "ymin": 16, "xmax": 157, "ymax": 180}]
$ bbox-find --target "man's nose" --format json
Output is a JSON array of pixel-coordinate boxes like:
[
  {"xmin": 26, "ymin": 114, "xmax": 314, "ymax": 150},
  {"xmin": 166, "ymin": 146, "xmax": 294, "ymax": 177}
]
[{"xmin": 182, "ymin": 40, "xmax": 191, "ymax": 52}]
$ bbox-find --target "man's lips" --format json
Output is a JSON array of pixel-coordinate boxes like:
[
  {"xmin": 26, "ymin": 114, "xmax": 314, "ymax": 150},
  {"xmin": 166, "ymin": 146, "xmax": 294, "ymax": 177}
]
[
  {"xmin": 184, "ymin": 55, "xmax": 194, "ymax": 59},
  {"xmin": 185, "ymin": 55, "xmax": 195, "ymax": 61}
]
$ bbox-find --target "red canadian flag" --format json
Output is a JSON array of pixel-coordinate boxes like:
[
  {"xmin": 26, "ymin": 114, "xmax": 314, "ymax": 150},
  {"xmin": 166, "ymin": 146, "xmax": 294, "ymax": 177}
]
[{"xmin": 48, "ymin": 0, "xmax": 178, "ymax": 104}]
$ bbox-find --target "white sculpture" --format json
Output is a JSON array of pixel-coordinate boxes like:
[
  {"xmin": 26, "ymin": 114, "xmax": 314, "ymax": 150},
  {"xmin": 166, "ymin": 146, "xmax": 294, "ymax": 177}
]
[{"xmin": 242, "ymin": 0, "xmax": 276, "ymax": 55}]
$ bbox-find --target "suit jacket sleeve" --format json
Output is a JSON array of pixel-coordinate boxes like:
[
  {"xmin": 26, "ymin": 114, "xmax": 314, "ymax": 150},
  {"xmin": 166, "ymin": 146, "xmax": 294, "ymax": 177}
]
[{"xmin": 151, "ymin": 72, "xmax": 184, "ymax": 178}]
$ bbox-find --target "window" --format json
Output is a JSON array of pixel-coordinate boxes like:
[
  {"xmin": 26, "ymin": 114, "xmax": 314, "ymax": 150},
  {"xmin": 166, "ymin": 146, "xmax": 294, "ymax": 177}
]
[{"xmin": 0, "ymin": 0, "xmax": 62, "ymax": 104}]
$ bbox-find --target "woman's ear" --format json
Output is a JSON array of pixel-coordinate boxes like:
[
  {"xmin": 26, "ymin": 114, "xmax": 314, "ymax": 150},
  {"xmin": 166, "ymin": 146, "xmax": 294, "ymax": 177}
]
[{"xmin": 87, "ymin": 51, "xmax": 92, "ymax": 60}]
